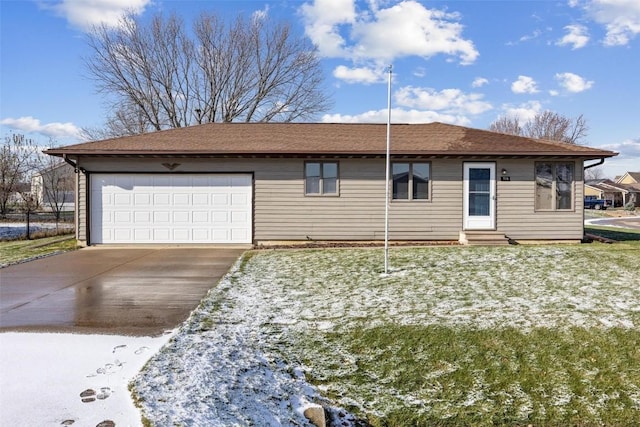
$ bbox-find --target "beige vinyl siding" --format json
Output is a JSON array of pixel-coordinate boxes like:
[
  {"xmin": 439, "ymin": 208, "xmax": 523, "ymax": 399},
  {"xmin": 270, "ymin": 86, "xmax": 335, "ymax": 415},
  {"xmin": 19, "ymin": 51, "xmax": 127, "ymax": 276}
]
[
  {"xmin": 495, "ymin": 159, "xmax": 584, "ymax": 240},
  {"xmin": 75, "ymin": 156, "xmax": 586, "ymax": 244}
]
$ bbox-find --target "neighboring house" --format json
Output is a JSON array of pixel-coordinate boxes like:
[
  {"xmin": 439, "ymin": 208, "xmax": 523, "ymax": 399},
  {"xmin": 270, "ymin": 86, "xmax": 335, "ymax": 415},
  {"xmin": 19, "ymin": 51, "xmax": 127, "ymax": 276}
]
[
  {"xmin": 45, "ymin": 122, "xmax": 617, "ymax": 246},
  {"xmin": 584, "ymin": 179, "xmax": 628, "ymax": 207},
  {"xmin": 31, "ymin": 162, "xmax": 75, "ymax": 212},
  {"xmin": 6, "ymin": 182, "xmax": 31, "ymax": 206},
  {"xmin": 614, "ymin": 172, "xmax": 640, "ymax": 207},
  {"xmin": 617, "ymin": 172, "xmax": 640, "ymax": 185}
]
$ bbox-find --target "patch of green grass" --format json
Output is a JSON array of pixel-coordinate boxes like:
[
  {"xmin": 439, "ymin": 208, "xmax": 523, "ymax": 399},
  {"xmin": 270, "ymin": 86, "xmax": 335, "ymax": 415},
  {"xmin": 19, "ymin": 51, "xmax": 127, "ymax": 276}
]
[
  {"xmin": 585, "ymin": 226, "xmax": 640, "ymax": 241},
  {"xmin": 0, "ymin": 235, "xmax": 77, "ymax": 266},
  {"xmin": 140, "ymin": 243, "xmax": 640, "ymax": 426},
  {"xmin": 293, "ymin": 325, "xmax": 640, "ymax": 426}
]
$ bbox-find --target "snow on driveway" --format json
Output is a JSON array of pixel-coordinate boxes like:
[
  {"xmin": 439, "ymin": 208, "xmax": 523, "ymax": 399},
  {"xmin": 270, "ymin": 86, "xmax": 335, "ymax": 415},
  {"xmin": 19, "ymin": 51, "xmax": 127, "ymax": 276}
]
[{"xmin": 0, "ymin": 332, "xmax": 173, "ymax": 427}]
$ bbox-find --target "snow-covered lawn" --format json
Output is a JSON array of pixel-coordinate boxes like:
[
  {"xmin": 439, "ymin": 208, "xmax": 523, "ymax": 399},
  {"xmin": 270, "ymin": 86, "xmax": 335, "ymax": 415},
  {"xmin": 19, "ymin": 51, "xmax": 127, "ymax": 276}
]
[{"xmin": 134, "ymin": 243, "xmax": 640, "ymax": 425}]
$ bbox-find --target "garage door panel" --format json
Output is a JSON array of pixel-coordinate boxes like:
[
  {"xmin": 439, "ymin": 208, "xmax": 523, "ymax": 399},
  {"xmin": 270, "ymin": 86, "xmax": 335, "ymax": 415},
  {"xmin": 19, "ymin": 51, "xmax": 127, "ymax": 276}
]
[
  {"xmin": 114, "ymin": 229, "xmax": 133, "ymax": 241},
  {"xmin": 134, "ymin": 228, "xmax": 152, "ymax": 241},
  {"xmin": 114, "ymin": 193, "xmax": 131, "ymax": 205},
  {"xmin": 154, "ymin": 193, "xmax": 170, "ymax": 205},
  {"xmin": 114, "ymin": 211, "xmax": 131, "ymax": 223},
  {"xmin": 193, "ymin": 193, "xmax": 209, "ymax": 205},
  {"xmin": 134, "ymin": 211, "xmax": 151, "ymax": 223},
  {"xmin": 153, "ymin": 211, "xmax": 170, "ymax": 222},
  {"xmin": 91, "ymin": 174, "xmax": 252, "ymax": 244},
  {"xmin": 134, "ymin": 193, "xmax": 151, "ymax": 206},
  {"xmin": 192, "ymin": 211, "xmax": 209, "ymax": 223},
  {"xmin": 173, "ymin": 211, "xmax": 190, "ymax": 223},
  {"xmin": 173, "ymin": 193, "xmax": 190, "ymax": 205}
]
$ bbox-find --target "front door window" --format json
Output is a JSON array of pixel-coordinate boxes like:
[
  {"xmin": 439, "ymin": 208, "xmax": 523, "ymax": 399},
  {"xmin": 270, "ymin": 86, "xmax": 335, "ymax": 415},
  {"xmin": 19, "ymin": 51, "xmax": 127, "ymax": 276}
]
[{"xmin": 463, "ymin": 162, "xmax": 496, "ymax": 229}]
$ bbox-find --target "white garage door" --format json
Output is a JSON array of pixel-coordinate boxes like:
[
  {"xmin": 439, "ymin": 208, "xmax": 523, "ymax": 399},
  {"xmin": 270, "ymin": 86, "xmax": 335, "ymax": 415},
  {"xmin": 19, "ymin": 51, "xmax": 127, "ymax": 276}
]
[{"xmin": 90, "ymin": 174, "xmax": 252, "ymax": 244}]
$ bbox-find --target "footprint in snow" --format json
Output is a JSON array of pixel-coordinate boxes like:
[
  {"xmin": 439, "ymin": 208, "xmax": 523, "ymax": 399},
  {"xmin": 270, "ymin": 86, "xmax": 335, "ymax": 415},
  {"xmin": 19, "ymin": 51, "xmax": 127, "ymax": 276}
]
[
  {"xmin": 112, "ymin": 344, "xmax": 127, "ymax": 353},
  {"xmin": 80, "ymin": 387, "xmax": 111, "ymax": 403},
  {"xmin": 80, "ymin": 389, "xmax": 96, "ymax": 403},
  {"xmin": 134, "ymin": 346, "xmax": 149, "ymax": 355},
  {"xmin": 96, "ymin": 360, "xmax": 124, "ymax": 375}
]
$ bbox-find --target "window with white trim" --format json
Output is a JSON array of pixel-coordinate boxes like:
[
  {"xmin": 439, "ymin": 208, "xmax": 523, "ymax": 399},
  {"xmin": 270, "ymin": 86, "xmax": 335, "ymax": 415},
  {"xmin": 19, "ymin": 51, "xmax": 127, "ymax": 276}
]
[
  {"xmin": 392, "ymin": 162, "xmax": 430, "ymax": 200},
  {"xmin": 535, "ymin": 162, "xmax": 574, "ymax": 210},
  {"xmin": 305, "ymin": 162, "xmax": 338, "ymax": 195}
]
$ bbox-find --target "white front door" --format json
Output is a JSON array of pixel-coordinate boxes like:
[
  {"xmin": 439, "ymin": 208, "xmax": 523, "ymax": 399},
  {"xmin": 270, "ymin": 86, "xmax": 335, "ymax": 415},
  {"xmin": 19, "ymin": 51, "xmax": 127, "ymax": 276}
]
[{"xmin": 463, "ymin": 162, "xmax": 496, "ymax": 230}]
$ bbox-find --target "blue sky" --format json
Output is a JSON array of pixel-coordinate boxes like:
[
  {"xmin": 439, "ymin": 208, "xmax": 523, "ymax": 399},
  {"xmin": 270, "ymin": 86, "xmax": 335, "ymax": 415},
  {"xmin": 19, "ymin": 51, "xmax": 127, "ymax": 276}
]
[{"xmin": 1, "ymin": 0, "xmax": 638, "ymax": 178}]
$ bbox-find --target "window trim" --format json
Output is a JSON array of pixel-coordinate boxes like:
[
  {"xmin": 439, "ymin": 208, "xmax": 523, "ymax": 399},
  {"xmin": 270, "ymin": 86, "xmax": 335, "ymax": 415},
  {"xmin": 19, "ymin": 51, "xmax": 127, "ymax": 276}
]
[
  {"xmin": 534, "ymin": 161, "xmax": 575, "ymax": 212},
  {"xmin": 304, "ymin": 161, "xmax": 340, "ymax": 196},
  {"xmin": 391, "ymin": 161, "xmax": 432, "ymax": 202}
]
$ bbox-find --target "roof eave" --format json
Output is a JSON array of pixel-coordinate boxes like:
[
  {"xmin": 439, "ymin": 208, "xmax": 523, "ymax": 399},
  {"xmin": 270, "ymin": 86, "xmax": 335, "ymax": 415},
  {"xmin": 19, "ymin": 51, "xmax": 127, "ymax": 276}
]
[{"xmin": 44, "ymin": 149, "xmax": 618, "ymax": 159}]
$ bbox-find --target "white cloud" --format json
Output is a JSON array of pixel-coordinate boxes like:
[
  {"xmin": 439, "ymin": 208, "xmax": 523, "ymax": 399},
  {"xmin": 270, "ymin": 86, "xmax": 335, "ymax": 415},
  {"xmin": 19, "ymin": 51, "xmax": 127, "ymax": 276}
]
[
  {"xmin": 556, "ymin": 24, "xmax": 590, "ymax": 49},
  {"xmin": 582, "ymin": 0, "xmax": 640, "ymax": 46},
  {"xmin": 472, "ymin": 77, "xmax": 488, "ymax": 88},
  {"xmin": 47, "ymin": 0, "xmax": 151, "ymax": 32},
  {"xmin": 301, "ymin": 0, "xmax": 478, "ymax": 65},
  {"xmin": 0, "ymin": 116, "xmax": 83, "ymax": 140},
  {"xmin": 555, "ymin": 72, "xmax": 594, "ymax": 93},
  {"xmin": 598, "ymin": 137, "xmax": 640, "ymax": 157},
  {"xmin": 596, "ymin": 136, "xmax": 640, "ymax": 178},
  {"xmin": 333, "ymin": 65, "xmax": 384, "ymax": 84},
  {"xmin": 519, "ymin": 29, "xmax": 542, "ymax": 42},
  {"xmin": 511, "ymin": 76, "xmax": 539, "ymax": 94},
  {"xmin": 395, "ymin": 86, "xmax": 492, "ymax": 115},
  {"xmin": 300, "ymin": 0, "xmax": 356, "ymax": 57},
  {"xmin": 322, "ymin": 108, "xmax": 470, "ymax": 125},
  {"xmin": 499, "ymin": 101, "xmax": 543, "ymax": 122}
]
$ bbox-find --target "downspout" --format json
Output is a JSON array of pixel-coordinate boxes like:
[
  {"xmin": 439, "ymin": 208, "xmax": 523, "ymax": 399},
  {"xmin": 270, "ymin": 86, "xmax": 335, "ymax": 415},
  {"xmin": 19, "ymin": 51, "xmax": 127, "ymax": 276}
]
[
  {"xmin": 62, "ymin": 154, "xmax": 81, "ymax": 243},
  {"xmin": 61, "ymin": 154, "xmax": 78, "ymax": 170},
  {"xmin": 582, "ymin": 158, "xmax": 606, "ymax": 241}
]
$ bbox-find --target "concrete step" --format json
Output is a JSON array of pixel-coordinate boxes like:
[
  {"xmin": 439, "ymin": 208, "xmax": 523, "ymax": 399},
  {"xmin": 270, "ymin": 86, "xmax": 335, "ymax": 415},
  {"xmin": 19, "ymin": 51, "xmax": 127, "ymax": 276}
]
[{"xmin": 459, "ymin": 231, "xmax": 510, "ymax": 246}]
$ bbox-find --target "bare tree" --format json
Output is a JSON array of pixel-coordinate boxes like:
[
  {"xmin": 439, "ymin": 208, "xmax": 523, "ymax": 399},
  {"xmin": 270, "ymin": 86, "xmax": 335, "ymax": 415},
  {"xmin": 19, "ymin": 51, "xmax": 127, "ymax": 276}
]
[
  {"xmin": 32, "ymin": 151, "xmax": 75, "ymax": 226},
  {"xmin": 82, "ymin": 103, "xmax": 154, "ymax": 140},
  {"xmin": 85, "ymin": 11, "xmax": 331, "ymax": 136},
  {"xmin": 0, "ymin": 133, "xmax": 37, "ymax": 217},
  {"xmin": 488, "ymin": 115, "xmax": 523, "ymax": 137},
  {"xmin": 489, "ymin": 111, "xmax": 588, "ymax": 145},
  {"xmin": 584, "ymin": 166, "xmax": 605, "ymax": 181}
]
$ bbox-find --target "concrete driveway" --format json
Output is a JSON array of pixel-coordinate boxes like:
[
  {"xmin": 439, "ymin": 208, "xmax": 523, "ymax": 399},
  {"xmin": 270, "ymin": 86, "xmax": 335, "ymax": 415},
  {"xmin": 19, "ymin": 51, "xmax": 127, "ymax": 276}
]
[{"xmin": 0, "ymin": 247, "xmax": 245, "ymax": 335}]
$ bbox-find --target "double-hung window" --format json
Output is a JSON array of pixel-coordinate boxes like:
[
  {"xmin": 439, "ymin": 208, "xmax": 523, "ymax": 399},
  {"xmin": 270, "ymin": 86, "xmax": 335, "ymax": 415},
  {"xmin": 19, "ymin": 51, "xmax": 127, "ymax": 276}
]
[
  {"xmin": 535, "ymin": 162, "xmax": 574, "ymax": 210},
  {"xmin": 305, "ymin": 162, "xmax": 338, "ymax": 195},
  {"xmin": 392, "ymin": 162, "xmax": 430, "ymax": 200}
]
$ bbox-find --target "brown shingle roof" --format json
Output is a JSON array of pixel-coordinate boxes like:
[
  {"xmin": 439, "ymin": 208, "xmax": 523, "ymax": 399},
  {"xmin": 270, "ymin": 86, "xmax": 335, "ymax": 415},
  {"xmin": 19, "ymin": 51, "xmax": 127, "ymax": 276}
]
[{"xmin": 45, "ymin": 122, "xmax": 617, "ymax": 159}]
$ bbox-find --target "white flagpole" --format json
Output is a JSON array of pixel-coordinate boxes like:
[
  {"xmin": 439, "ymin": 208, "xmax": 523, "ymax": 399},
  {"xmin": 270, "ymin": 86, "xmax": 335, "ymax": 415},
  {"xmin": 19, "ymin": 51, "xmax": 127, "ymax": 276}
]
[{"xmin": 384, "ymin": 65, "xmax": 392, "ymax": 274}]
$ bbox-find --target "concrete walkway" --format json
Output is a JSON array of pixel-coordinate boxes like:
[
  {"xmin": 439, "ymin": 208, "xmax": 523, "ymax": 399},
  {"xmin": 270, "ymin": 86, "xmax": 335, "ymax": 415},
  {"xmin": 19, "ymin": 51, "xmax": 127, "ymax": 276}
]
[{"xmin": 0, "ymin": 247, "xmax": 245, "ymax": 335}]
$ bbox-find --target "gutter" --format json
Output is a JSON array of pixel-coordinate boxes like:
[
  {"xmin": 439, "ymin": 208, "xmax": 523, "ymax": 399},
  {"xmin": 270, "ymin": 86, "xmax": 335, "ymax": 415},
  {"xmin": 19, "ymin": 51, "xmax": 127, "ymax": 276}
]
[
  {"xmin": 61, "ymin": 154, "xmax": 78, "ymax": 171},
  {"xmin": 584, "ymin": 158, "xmax": 605, "ymax": 170}
]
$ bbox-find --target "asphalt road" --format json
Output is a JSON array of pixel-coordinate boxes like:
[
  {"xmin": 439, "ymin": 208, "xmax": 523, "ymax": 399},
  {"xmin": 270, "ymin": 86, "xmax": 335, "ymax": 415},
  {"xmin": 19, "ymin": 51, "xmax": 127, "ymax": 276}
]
[{"xmin": 585, "ymin": 216, "xmax": 640, "ymax": 229}]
